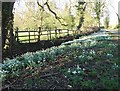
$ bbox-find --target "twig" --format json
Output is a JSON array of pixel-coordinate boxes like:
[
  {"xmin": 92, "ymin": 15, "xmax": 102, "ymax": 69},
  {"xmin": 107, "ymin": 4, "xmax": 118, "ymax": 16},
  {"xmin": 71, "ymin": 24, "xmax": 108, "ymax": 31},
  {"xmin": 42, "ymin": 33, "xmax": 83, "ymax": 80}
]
[
  {"xmin": 40, "ymin": 73, "xmax": 58, "ymax": 78},
  {"xmin": 37, "ymin": 1, "xmax": 44, "ymax": 11},
  {"xmin": 44, "ymin": 2, "xmax": 67, "ymax": 26}
]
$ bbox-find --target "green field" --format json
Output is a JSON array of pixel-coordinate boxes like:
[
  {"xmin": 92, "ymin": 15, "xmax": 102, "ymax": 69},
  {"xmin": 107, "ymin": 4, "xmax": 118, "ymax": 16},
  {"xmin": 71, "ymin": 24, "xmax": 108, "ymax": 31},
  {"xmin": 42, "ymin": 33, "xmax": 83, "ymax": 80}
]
[{"xmin": 15, "ymin": 30, "xmax": 74, "ymax": 43}]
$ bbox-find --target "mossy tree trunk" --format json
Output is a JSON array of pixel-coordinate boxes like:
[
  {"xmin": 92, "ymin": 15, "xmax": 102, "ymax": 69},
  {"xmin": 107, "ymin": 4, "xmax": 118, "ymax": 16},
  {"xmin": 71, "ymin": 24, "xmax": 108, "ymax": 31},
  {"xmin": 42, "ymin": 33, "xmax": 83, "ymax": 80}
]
[
  {"xmin": 77, "ymin": 2, "xmax": 87, "ymax": 31},
  {"xmin": 2, "ymin": 2, "xmax": 14, "ymax": 50}
]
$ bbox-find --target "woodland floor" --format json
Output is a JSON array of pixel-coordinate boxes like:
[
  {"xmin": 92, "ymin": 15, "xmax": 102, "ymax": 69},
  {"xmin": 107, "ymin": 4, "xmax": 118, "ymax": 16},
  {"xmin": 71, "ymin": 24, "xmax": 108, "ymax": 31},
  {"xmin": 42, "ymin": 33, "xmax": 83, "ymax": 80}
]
[{"xmin": 2, "ymin": 40, "xmax": 119, "ymax": 90}]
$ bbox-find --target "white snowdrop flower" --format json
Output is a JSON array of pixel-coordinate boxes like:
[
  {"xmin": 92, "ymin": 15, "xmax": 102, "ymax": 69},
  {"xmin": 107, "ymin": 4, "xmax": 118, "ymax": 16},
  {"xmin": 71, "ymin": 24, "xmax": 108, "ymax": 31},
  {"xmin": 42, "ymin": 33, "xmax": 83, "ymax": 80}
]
[
  {"xmin": 0, "ymin": 70, "xmax": 2, "ymax": 73},
  {"xmin": 107, "ymin": 53, "xmax": 113, "ymax": 57},
  {"xmin": 28, "ymin": 60, "xmax": 31, "ymax": 63},
  {"xmin": 22, "ymin": 62, "xmax": 24, "ymax": 65},
  {"xmin": 68, "ymin": 68, "xmax": 71, "ymax": 73},
  {"xmin": 85, "ymin": 62, "xmax": 87, "ymax": 64},
  {"xmin": 91, "ymin": 41, "xmax": 96, "ymax": 45},
  {"xmin": 114, "ymin": 63, "xmax": 118, "ymax": 67},
  {"xmin": 77, "ymin": 65, "xmax": 80, "ymax": 69},
  {"xmin": 90, "ymin": 50, "xmax": 95, "ymax": 54},
  {"xmin": 64, "ymin": 75, "xmax": 67, "ymax": 78},
  {"xmin": 116, "ymin": 65, "xmax": 118, "ymax": 68},
  {"xmin": 72, "ymin": 71, "xmax": 77, "ymax": 74},
  {"xmin": 83, "ymin": 68, "xmax": 85, "ymax": 71},
  {"xmin": 68, "ymin": 85, "xmax": 72, "ymax": 88},
  {"xmin": 3, "ymin": 70, "xmax": 8, "ymax": 73},
  {"xmin": 79, "ymin": 55, "xmax": 84, "ymax": 59},
  {"xmin": 38, "ymin": 61, "xmax": 40, "ymax": 63},
  {"xmin": 78, "ymin": 70, "xmax": 81, "ymax": 73}
]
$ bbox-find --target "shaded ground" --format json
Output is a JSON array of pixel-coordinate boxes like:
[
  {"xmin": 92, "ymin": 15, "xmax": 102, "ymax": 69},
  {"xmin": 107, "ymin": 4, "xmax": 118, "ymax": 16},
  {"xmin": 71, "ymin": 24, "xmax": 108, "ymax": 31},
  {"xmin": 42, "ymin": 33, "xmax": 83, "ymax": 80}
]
[
  {"xmin": 3, "ymin": 28, "xmax": 99, "ymax": 59},
  {"xmin": 3, "ymin": 35, "xmax": 74, "ymax": 59},
  {"xmin": 2, "ymin": 38, "xmax": 119, "ymax": 90}
]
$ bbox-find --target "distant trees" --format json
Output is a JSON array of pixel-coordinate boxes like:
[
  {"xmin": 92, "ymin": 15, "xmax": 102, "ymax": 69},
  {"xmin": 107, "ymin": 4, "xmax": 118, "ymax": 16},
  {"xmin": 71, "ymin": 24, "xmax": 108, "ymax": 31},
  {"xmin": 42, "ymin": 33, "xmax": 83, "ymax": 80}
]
[
  {"xmin": 14, "ymin": 1, "xmax": 51, "ymax": 29},
  {"xmin": 82, "ymin": 1, "xmax": 98, "ymax": 28},
  {"xmin": 76, "ymin": 1, "xmax": 87, "ymax": 30},
  {"xmin": 104, "ymin": 16, "xmax": 109, "ymax": 29},
  {"xmin": 109, "ymin": 2, "xmax": 120, "ymax": 29},
  {"xmin": 104, "ymin": 8, "xmax": 109, "ymax": 29},
  {"xmin": 14, "ymin": 0, "xmax": 68, "ymax": 30},
  {"xmin": 2, "ymin": 0, "xmax": 107, "ymax": 49},
  {"xmin": 93, "ymin": 0, "xmax": 105, "ymax": 28},
  {"xmin": 14, "ymin": 0, "xmax": 104, "ymax": 31},
  {"xmin": 61, "ymin": 1, "xmax": 75, "ymax": 29}
]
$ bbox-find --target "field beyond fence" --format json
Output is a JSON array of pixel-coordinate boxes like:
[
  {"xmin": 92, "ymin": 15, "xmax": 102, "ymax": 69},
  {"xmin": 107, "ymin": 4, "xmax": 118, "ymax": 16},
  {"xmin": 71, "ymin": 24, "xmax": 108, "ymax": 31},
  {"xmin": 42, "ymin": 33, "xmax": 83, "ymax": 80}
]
[{"xmin": 15, "ymin": 28, "xmax": 76, "ymax": 43}]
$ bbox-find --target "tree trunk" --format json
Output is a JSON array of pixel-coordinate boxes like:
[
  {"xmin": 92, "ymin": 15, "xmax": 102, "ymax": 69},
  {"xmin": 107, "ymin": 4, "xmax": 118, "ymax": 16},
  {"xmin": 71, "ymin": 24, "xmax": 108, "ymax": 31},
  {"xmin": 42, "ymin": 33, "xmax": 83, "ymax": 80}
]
[
  {"xmin": 77, "ymin": 3, "xmax": 87, "ymax": 31},
  {"xmin": 2, "ymin": 2, "xmax": 14, "ymax": 49}
]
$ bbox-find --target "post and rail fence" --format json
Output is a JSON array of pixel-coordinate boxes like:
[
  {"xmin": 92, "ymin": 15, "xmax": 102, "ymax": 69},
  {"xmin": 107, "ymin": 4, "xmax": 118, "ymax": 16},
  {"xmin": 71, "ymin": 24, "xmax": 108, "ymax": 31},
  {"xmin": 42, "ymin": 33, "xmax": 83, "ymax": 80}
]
[{"xmin": 14, "ymin": 27, "xmax": 76, "ymax": 43}]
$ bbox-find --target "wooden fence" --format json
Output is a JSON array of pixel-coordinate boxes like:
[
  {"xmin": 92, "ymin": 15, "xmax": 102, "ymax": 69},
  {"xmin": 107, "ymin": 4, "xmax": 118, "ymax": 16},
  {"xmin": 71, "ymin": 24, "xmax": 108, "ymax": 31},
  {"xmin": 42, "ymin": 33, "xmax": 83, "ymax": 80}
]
[{"xmin": 15, "ymin": 27, "xmax": 76, "ymax": 43}]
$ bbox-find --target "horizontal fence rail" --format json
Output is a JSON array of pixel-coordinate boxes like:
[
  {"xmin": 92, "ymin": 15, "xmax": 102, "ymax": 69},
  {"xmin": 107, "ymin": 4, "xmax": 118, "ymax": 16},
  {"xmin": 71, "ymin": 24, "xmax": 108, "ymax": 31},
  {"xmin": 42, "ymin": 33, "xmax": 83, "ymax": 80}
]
[{"xmin": 15, "ymin": 28, "xmax": 76, "ymax": 43}]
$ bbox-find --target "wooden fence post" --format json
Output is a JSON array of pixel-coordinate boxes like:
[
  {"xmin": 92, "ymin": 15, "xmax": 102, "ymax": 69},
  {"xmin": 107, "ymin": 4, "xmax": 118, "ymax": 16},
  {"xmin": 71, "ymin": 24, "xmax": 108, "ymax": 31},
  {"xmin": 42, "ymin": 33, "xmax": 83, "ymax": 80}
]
[
  {"xmin": 15, "ymin": 27, "xmax": 19, "ymax": 42},
  {"xmin": 58, "ymin": 29, "xmax": 60, "ymax": 37},
  {"xmin": 67, "ymin": 29, "xmax": 69, "ymax": 36},
  {"xmin": 72, "ymin": 30, "xmax": 74, "ymax": 36},
  {"xmin": 34, "ymin": 29, "xmax": 36, "ymax": 42},
  {"xmin": 49, "ymin": 30, "xmax": 51, "ymax": 40},
  {"xmin": 55, "ymin": 29, "xmax": 57, "ymax": 38},
  {"xmin": 28, "ymin": 29, "xmax": 30, "ymax": 43},
  {"xmin": 47, "ymin": 29, "xmax": 49, "ymax": 40},
  {"xmin": 38, "ymin": 27, "xmax": 41, "ymax": 42}
]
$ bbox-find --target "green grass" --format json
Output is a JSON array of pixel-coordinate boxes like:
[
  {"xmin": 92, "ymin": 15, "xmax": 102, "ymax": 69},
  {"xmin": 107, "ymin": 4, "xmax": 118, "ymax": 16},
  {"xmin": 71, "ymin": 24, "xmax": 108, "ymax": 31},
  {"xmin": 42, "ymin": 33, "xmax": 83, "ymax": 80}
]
[{"xmin": 15, "ymin": 30, "xmax": 74, "ymax": 43}]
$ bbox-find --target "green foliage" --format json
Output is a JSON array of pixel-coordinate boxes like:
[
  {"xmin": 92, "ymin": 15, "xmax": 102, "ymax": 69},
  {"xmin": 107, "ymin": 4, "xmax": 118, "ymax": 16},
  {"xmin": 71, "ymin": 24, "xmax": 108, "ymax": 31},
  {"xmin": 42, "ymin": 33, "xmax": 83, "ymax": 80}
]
[
  {"xmin": 14, "ymin": 0, "xmax": 100, "ymax": 30},
  {"xmin": 93, "ymin": 0, "xmax": 105, "ymax": 26},
  {"xmin": 81, "ymin": 80, "xmax": 96, "ymax": 89},
  {"xmin": 14, "ymin": 0, "xmax": 60, "ymax": 30},
  {"xmin": 1, "ymin": 35, "xmax": 119, "ymax": 89},
  {"xmin": 114, "ymin": 24, "xmax": 120, "ymax": 30},
  {"xmin": 104, "ymin": 16, "xmax": 109, "ymax": 29},
  {"xmin": 100, "ymin": 76, "xmax": 119, "ymax": 89}
]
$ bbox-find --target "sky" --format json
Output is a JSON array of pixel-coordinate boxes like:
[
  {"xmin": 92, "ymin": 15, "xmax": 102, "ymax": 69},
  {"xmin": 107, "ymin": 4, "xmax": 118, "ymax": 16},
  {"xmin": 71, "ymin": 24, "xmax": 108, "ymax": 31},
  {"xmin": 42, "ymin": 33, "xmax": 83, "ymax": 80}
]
[
  {"xmin": 106, "ymin": 0, "xmax": 119, "ymax": 25},
  {"xmin": 13, "ymin": 0, "xmax": 120, "ymax": 26}
]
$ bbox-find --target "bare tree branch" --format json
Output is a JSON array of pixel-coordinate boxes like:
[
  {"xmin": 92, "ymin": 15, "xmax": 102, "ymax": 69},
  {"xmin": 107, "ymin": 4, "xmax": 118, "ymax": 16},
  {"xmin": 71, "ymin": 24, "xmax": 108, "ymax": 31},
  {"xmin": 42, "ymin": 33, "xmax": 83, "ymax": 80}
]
[
  {"xmin": 109, "ymin": 2, "xmax": 120, "ymax": 24},
  {"xmin": 37, "ymin": 1, "xmax": 44, "ymax": 11},
  {"xmin": 83, "ymin": 3, "xmax": 87, "ymax": 11},
  {"xmin": 44, "ymin": 1, "xmax": 68, "ymax": 26},
  {"xmin": 45, "ymin": 2, "xmax": 61, "ymax": 20},
  {"xmin": 37, "ymin": 0, "xmax": 67, "ymax": 26}
]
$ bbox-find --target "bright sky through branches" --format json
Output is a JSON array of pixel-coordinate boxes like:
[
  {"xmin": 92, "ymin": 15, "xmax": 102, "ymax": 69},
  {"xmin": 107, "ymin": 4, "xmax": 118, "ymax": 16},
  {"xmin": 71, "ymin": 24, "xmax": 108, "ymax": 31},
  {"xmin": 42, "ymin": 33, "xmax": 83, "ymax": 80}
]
[
  {"xmin": 106, "ymin": 0, "xmax": 119, "ymax": 25},
  {"xmin": 13, "ymin": 0, "xmax": 119, "ymax": 25}
]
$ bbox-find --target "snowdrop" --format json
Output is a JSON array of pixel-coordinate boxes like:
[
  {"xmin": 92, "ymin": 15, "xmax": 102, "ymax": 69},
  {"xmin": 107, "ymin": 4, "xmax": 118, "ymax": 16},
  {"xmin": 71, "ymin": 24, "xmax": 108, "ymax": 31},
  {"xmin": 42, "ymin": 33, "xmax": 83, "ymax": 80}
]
[
  {"xmin": 90, "ymin": 40, "xmax": 97, "ymax": 46},
  {"xmin": 107, "ymin": 53, "xmax": 113, "ymax": 58},
  {"xmin": 112, "ymin": 63, "xmax": 119, "ymax": 69},
  {"xmin": 82, "ymin": 68, "xmax": 85, "ymax": 71},
  {"xmin": 78, "ymin": 55, "xmax": 84, "ymax": 59},
  {"xmin": 68, "ymin": 68, "xmax": 71, "ymax": 73},
  {"xmin": 72, "ymin": 70, "xmax": 77, "ymax": 74},
  {"xmin": 77, "ymin": 65, "xmax": 81, "ymax": 70},
  {"xmin": 77, "ymin": 70, "xmax": 81, "ymax": 73},
  {"xmin": 88, "ymin": 56, "xmax": 93, "ymax": 60},
  {"xmin": 64, "ymin": 75, "xmax": 67, "ymax": 78},
  {"xmin": 90, "ymin": 50, "xmax": 95, "ymax": 55},
  {"xmin": 43, "ymin": 58, "xmax": 46, "ymax": 62},
  {"xmin": 38, "ymin": 61, "xmax": 40, "ymax": 63},
  {"xmin": 68, "ymin": 85, "xmax": 72, "ymax": 88}
]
